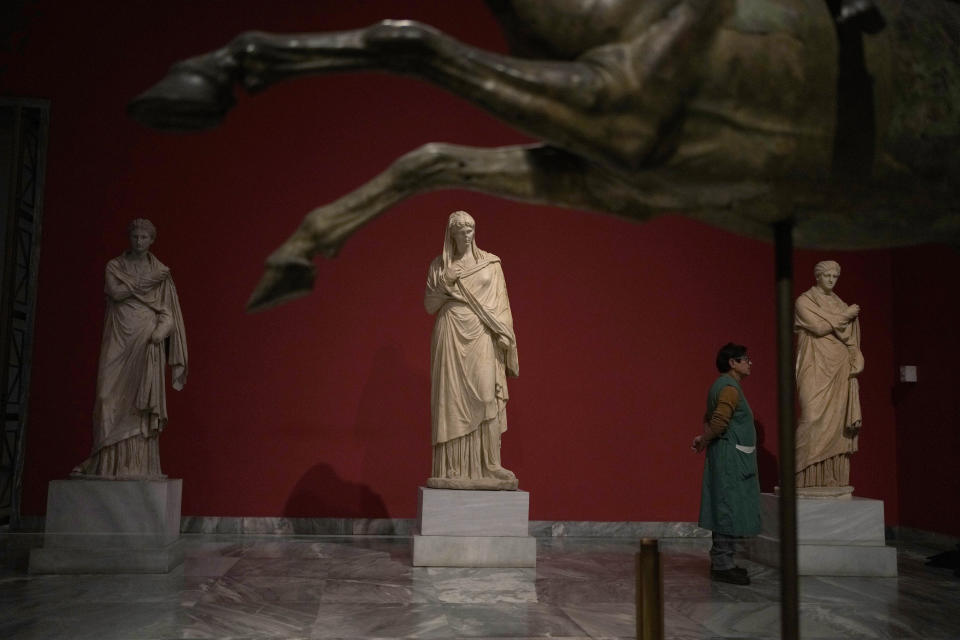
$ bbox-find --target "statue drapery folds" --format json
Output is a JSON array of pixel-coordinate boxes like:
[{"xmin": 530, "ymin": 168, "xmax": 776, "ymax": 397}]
[
  {"xmin": 794, "ymin": 260, "xmax": 862, "ymax": 492},
  {"xmin": 425, "ymin": 211, "xmax": 519, "ymax": 490},
  {"xmin": 73, "ymin": 219, "xmax": 187, "ymax": 479}
]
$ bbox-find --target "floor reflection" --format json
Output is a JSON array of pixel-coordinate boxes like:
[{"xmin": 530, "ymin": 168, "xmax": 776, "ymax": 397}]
[{"xmin": 1, "ymin": 535, "xmax": 958, "ymax": 639}]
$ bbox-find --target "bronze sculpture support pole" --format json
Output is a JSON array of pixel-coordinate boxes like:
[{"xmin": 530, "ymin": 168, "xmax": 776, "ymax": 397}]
[
  {"xmin": 635, "ymin": 538, "xmax": 664, "ymax": 640},
  {"xmin": 774, "ymin": 220, "xmax": 799, "ymax": 640}
]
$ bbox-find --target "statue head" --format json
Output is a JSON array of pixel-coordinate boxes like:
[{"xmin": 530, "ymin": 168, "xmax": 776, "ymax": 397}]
[
  {"xmin": 127, "ymin": 218, "xmax": 156, "ymax": 255},
  {"xmin": 814, "ymin": 260, "xmax": 841, "ymax": 294},
  {"xmin": 128, "ymin": 218, "xmax": 157, "ymax": 240},
  {"xmin": 443, "ymin": 210, "xmax": 479, "ymax": 264}
]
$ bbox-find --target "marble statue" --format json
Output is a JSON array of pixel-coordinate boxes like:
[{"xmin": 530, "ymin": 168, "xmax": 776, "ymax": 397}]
[
  {"xmin": 424, "ymin": 211, "xmax": 519, "ymax": 490},
  {"xmin": 126, "ymin": 1, "xmax": 960, "ymax": 311},
  {"xmin": 72, "ymin": 219, "xmax": 188, "ymax": 479},
  {"xmin": 794, "ymin": 260, "xmax": 862, "ymax": 494}
]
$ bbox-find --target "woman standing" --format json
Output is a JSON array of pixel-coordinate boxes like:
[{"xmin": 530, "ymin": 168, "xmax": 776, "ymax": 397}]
[
  {"xmin": 693, "ymin": 342, "xmax": 761, "ymax": 585},
  {"xmin": 424, "ymin": 211, "xmax": 518, "ymax": 490},
  {"xmin": 72, "ymin": 219, "xmax": 187, "ymax": 478},
  {"xmin": 794, "ymin": 260, "xmax": 862, "ymax": 490}
]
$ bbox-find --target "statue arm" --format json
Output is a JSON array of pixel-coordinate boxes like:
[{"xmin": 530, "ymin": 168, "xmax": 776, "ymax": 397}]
[
  {"xmin": 424, "ymin": 291, "xmax": 447, "ymax": 315},
  {"xmin": 424, "ymin": 262, "xmax": 464, "ymax": 314},
  {"xmin": 795, "ymin": 297, "xmax": 838, "ymax": 337},
  {"xmin": 104, "ymin": 270, "xmax": 132, "ymax": 301},
  {"xmin": 151, "ymin": 309, "xmax": 173, "ymax": 343},
  {"xmin": 149, "ymin": 279, "xmax": 178, "ymax": 343}
]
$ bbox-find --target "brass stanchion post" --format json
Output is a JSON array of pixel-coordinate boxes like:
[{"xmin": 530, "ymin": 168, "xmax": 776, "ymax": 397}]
[{"xmin": 635, "ymin": 537, "xmax": 664, "ymax": 640}]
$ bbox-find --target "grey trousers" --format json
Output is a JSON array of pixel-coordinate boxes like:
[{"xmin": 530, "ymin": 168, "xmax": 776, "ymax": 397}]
[{"xmin": 710, "ymin": 532, "xmax": 742, "ymax": 570}]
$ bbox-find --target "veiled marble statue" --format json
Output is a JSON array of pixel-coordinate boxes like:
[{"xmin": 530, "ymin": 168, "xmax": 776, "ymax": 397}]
[
  {"xmin": 424, "ymin": 211, "xmax": 519, "ymax": 490},
  {"xmin": 72, "ymin": 219, "xmax": 188, "ymax": 479},
  {"xmin": 794, "ymin": 260, "xmax": 862, "ymax": 494}
]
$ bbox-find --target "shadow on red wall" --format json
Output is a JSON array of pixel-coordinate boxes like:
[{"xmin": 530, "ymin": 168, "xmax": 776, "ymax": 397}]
[{"xmin": 284, "ymin": 463, "xmax": 389, "ymax": 520}]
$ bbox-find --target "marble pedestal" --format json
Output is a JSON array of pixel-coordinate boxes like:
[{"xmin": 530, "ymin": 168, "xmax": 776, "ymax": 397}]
[
  {"xmin": 30, "ymin": 478, "xmax": 184, "ymax": 574},
  {"xmin": 412, "ymin": 487, "xmax": 536, "ymax": 567},
  {"xmin": 746, "ymin": 493, "xmax": 897, "ymax": 576}
]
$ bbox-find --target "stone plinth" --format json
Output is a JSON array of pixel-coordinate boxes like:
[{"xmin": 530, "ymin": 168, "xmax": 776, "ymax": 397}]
[
  {"xmin": 413, "ymin": 487, "xmax": 536, "ymax": 567},
  {"xmin": 30, "ymin": 478, "xmax": 184, "ymax": 574},
  {"xmin": 418, "ymin": 485, "xmax": 529, "ymax": 536},
  {"xmin": 746, "ymin": 493, "xmax": 897, "ymax": 576}
]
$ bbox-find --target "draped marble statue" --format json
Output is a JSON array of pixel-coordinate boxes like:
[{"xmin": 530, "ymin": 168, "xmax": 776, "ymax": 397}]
[
  {"xmin": 794, "ymin": 260, "xmax": 862, "ymax": 495},
  {"xmin": 72, "ymin": 219, "xmax": 188, "ymax": 478},
  {"xmin": 424, "ymin": 211, "xmax": 519, "ymax": 490}
]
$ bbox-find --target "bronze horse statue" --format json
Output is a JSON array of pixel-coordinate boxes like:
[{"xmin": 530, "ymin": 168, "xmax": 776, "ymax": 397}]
[{"xmin": 128, "ymin": 0, "xmax": 960, "ymax": 311}]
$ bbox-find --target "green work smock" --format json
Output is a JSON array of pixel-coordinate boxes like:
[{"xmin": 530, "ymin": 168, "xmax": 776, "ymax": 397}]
[{"xmin": 698, "ymin": 374, "xmax": 761, "ymax": 536}]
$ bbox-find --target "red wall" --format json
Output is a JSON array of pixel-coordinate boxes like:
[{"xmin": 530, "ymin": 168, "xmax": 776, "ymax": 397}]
[
  {"xmin": 2, "ymin": 0, "xmax": 925, "ymax": 527},
  {"xmin": 892, "ymin": 247, "xmax": 960, "ymax": 537}
]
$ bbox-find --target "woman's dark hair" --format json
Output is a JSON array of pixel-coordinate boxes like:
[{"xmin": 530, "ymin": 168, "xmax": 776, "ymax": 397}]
[{"xmin": 716, "ymin": 342, "xmax": 748, "ymax": 372}]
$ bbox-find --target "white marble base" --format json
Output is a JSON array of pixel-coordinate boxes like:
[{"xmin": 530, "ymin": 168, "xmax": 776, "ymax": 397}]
[
  {"xmin": 746, "ymin": 493, "xmax": 897, "ymax": 576},
  {"xmin": 413, "ymin": 534, "xmax": 536, "ymax": 567},
  {"xmin": 30, "ymin": 478, "xmax": 184, "ymax": 574},
  {"xmin": 418, "ymin": 487, "xmax": 529, "ymax": 536},
  {"xmin": 413, "ymin": 487, "xmax": 536, "ymax": 567}
]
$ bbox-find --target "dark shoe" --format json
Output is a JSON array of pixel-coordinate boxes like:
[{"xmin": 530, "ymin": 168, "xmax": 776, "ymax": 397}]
[{"xmin": 711, "ymin": 568, "xmax": 751, "ymax": 585}]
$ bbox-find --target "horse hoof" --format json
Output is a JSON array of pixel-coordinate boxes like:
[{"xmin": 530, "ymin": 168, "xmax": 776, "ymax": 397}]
[
  {"xmin": 127, "ymin": 63, "xmax": 236, "ymax": 131},
  {"xmin": 246, "ymin": 258, "xmax": 316, "ymax": 312}
]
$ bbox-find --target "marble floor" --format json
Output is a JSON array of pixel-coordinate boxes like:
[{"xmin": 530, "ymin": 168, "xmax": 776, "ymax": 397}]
[{"xmin": 1, "ymin": 535, "xmax": 958, "ymax": 639}]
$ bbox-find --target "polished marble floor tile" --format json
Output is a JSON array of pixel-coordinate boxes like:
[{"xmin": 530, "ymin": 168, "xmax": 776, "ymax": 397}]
[
  {"xmin": 185, "ymin": 599, "xmax": 319, "ymax": 638},
  {"xmin": 422, "ymin": 567, "xmax": 538, "ymax": 604},
  {"xmin": 442, "ymin": 603, "xmax": 588, "ymax": 637},
  {"xmin": 319, "ymin": 577, "xmax": 418, "ymax": 604},
  {"xmin": 1, "ymin": 534, "xmax": 958, "ymax": 639},
  {"xmin": 310, "ymin": 603, "xmax": 450, "ymax": 638},
  {"xmin": 560, "ymin": 602, "xmax": 638, "ymax": 638},
  {"xmin": 199, "ymin": 575, "xmax": 327, "ymax": 604},
  {"xmin": 185, "ymin": 555, "xmax": 242, "ymax": 577}
]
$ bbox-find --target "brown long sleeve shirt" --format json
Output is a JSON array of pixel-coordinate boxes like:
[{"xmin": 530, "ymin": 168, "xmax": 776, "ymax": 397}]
[{"xmin": 704, "ymin": 385, "xmax": 740, "ymax": 440}]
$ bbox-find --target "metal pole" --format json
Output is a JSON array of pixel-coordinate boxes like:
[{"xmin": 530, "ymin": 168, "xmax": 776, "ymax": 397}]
[
  {"xmin": 774, "ymin": 220, "xmax": 799, "ymax": 640},
  {"xmin": 635, "ymin": 538, "xmax": 664, "ymax": 640}
]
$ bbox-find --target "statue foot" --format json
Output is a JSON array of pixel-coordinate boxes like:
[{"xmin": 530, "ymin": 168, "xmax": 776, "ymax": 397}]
[
  {"xmin": 777, "ymin": 484, "xmax": 854, "ymax": 498},
  {"xmin": 246, "ymin": 257, "xmax": 316, "ymax": 312},
  {"xmin": 127, "ymin": 56, "xmax": 237, "ymax": 131},
  {"xmin": 484, "ymin": 466, "xmax": 516, "ymax": 482},
  {"xmin": 427, "ymin": 476, "xmax": 519, "ymax": 491}
]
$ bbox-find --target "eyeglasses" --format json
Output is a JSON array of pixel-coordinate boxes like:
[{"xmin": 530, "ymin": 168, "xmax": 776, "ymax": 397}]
[{"xmin": 735, "ymin": 356, "xmax": 752, "ymax": 364}]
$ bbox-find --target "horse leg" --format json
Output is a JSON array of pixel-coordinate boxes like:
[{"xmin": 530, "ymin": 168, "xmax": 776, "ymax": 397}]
[
  {"xmin": 129, "ymin": 1, "xmax": 730, "ymax": 168},
  {"xmin": 246, "ymin": 142, "xmax": 662, "ymax": 311}
]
